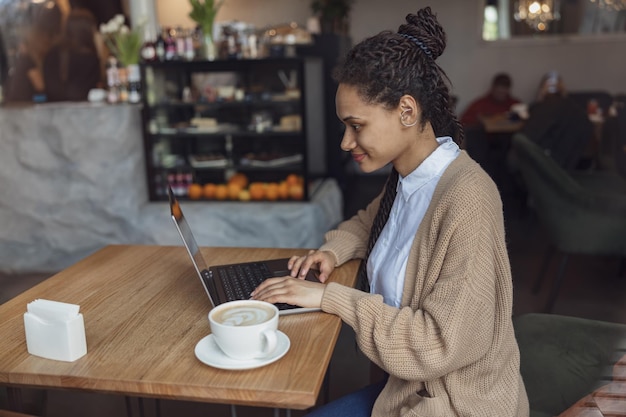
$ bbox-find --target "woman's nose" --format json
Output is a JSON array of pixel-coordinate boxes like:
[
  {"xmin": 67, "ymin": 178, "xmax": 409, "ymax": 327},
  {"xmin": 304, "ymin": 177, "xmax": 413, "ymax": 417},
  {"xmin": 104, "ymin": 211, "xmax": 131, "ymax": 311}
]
[{"xmin": 340, "ymin": 131, "xmax": 354, "ymax": 152}]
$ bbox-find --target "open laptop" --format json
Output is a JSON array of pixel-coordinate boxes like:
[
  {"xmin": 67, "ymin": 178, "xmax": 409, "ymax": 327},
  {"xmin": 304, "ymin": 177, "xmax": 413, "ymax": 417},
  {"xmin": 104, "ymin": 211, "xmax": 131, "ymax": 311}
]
[{"xmin": 168, "ymin": 187, "xmax": 321, "ymax": 315}]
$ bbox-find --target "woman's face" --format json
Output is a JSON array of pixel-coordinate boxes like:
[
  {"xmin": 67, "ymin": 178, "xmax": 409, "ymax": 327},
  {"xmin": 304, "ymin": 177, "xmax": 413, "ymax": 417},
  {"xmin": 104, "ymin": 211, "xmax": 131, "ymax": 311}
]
[{"xmin": 335, "ymin": 84, "xmax": 432, "ymax": 176}]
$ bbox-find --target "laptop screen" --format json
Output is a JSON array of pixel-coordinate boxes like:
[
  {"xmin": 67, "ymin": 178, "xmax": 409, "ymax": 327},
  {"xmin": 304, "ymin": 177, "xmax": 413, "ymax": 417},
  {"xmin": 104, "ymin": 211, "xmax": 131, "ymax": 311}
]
[{"xmin": 168, "ymin": 187, "xmax": 209, "ymax": 275}]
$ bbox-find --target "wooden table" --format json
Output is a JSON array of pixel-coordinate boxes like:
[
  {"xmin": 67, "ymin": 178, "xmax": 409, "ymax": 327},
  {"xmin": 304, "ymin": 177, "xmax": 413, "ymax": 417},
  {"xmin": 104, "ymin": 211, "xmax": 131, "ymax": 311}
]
[
  {"xmin": 0, "ymin": 245, "xmax": 359, "ymax": 411},
  {"xmin": 480, "ymin": 115, "xmax": 524, "ymax": 134}
]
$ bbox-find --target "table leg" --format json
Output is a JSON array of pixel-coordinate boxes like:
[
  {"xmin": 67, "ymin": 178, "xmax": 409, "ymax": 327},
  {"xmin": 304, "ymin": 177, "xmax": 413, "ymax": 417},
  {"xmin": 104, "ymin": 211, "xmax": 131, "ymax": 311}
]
[
  {"xmin": 125, "ymin": 396, "xmax": 133, "ymax": 417},
  {"xmin": 125, "ymin": 396, "xmax": 160, "ymax": 417},
  {"xmin": 323, "ymin": 369, "xmax": 330, "ymax": 404},
  {"xmin": 6, "ymin": 387, "xmax": 23, "ymax": 412}
]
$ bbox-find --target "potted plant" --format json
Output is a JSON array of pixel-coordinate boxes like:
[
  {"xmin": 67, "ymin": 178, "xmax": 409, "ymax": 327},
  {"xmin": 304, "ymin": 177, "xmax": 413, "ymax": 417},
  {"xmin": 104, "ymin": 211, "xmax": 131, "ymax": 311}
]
[
  {"xmin": 100, "ymin": 14, "xmax": 143, "ymax": 68},
  {"xmin": 99, "ymin": 14, "xmax": 144, "ymax": 102},
  {"xmin": 188, "ymin": 0, "xmax": 225, "ymax": 60}
]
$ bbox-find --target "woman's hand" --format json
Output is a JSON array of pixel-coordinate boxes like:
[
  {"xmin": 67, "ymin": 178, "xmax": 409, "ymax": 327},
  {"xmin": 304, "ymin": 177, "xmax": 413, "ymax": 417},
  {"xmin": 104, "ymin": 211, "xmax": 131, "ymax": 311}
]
[
  {"xmin": 250, "ymin": 276, "xmax": 325, "ymax": 309},
  {"xmin": 288, "ymin": 250, "xmax": 336, "ymax": 283}
]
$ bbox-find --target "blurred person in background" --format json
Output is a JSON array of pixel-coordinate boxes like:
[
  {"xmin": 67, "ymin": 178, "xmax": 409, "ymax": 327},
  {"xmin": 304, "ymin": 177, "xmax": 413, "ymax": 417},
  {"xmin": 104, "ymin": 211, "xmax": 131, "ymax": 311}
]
[
  {"xmin": 68, "ymin": 0, "xmax": 125, "ymax": 25},
  {"xmin": 460, "ymin": 72, "xmax": 520, "ymax": 129},
  {"xmin": 459, "ymin": 72, "xmax": 521, "ymax": 178},
  {"xmin": 68, "ymin": 0, "xmax": 127, "ymax": 87},
  {"xmin": 521, "ymin": 71, "xmax": 593, "ymax": 170},
  {"xmin": 43, "ymin": 8, "xmax": 102, "ymax": 101},
  {"xmin": 3, "ymin": 0, "xmax": 63, "ymax": 102}
]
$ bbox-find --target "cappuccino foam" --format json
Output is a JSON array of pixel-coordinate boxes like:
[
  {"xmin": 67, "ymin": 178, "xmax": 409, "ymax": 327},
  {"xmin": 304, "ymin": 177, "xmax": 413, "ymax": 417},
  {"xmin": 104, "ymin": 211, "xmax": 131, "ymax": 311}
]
[{"xmin": 213, "ymin": 304, "xmax": 275, "ymax": 326}]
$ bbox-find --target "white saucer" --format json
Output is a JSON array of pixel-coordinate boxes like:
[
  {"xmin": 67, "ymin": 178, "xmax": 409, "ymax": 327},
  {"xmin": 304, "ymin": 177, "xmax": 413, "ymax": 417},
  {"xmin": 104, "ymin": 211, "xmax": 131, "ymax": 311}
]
[{"xmin": 194, "ymin": 331, "xmax": 290, "ymax": 370}]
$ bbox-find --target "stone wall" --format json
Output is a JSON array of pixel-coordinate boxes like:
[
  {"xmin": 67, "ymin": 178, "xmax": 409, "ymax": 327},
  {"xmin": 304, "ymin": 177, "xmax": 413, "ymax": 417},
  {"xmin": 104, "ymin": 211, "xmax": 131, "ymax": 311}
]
[{"xmin": 0, "ymin": 103, "xmax": 342, "ymax": 273}]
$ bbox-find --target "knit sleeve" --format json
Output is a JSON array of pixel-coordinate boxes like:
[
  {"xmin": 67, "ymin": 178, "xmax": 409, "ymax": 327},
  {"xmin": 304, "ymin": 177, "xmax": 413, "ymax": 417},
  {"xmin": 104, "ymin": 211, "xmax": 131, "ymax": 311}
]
[{"xmin": 322, "ymin": 162, "xmax": 512, "ymax": 382}]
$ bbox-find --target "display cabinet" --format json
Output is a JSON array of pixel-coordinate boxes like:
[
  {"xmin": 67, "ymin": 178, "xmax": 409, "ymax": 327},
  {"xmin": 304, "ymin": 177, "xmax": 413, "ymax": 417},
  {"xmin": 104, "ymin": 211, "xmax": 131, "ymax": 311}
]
[{"xmin": 140, "ymin": 57, "xmax": 324, "ymax": 201}]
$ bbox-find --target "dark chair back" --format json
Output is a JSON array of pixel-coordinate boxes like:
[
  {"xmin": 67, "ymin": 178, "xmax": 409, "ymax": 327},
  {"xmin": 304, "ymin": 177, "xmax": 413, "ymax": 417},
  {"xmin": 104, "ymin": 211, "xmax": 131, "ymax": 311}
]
[
  {"xmin": 568, "ymin": 90, "xmax": 613, "ymax": 115},
  {"xmin": 616, "ymin": 104, "xmax": 626, "ymax": 179}
]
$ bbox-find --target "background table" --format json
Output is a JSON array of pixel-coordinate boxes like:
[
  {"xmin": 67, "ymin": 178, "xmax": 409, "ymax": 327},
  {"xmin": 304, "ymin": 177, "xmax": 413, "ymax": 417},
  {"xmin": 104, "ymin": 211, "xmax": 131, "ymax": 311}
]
[{"xmin": 0, "ymin": 245, "xmax": 359, "ymax": 411}]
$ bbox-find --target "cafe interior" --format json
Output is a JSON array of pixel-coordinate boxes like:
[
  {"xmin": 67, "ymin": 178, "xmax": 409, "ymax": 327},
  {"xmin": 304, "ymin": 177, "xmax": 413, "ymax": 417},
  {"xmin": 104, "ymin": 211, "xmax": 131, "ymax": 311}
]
[{"xmin": 0, "ymin": 0, "xmax": 625, "ymax": 416}]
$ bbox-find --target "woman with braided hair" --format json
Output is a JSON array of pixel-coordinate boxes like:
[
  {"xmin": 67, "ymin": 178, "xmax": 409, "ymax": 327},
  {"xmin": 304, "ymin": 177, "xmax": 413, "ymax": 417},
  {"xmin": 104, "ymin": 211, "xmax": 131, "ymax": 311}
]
[{"xmin": 252, "ymin": 7, "xmax": 528, "ymax": 417}]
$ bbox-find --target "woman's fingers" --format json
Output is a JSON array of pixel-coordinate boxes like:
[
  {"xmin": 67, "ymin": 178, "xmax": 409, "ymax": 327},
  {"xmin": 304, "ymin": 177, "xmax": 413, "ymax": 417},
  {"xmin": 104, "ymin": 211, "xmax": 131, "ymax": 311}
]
[
  {"xmin": 250, "ymin": 277, "xmax": 324, "ymax": 309},
  {"xmin": 286, "ymin": 251, "xmax": 336, "ymax": 283}
]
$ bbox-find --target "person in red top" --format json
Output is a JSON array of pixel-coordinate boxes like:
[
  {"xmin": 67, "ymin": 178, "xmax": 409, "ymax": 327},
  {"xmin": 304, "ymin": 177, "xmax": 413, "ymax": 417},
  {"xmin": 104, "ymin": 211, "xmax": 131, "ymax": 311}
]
[
  {"xmin": 460, "ymin": 73, "xmax": 520, "ymax": 184},
  {"xmin": 460, "ymin": 73, "xmax": 520, "ymax": 129}
]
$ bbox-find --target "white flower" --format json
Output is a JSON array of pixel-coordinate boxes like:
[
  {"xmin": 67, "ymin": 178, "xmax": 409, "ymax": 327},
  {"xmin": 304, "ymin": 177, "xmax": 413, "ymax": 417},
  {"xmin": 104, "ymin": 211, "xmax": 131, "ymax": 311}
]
[
  {"xmin": 120, "ymin": 25, "xmax": 129, "ymax": 34},
  {"xmin": 99, "ymin": 20, "xmax": 117, "ymax": 35},
  {"xmin": 135, "ymin": 15, "xmax": 148, "ymax": 27}
]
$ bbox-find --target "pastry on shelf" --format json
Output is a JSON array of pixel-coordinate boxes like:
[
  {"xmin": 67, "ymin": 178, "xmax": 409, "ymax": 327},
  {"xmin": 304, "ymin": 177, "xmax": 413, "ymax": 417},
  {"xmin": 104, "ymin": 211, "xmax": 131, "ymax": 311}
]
[{"xmin": 189, "ymin": 153, "xmax": 228, "ymax": 168}]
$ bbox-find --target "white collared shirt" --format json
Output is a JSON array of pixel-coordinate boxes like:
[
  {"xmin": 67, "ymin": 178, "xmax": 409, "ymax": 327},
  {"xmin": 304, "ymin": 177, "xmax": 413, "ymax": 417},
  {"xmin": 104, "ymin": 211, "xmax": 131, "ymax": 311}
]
[{"xmin": 367, "ymin": 136, "xmax": 460, "ymax": 307}]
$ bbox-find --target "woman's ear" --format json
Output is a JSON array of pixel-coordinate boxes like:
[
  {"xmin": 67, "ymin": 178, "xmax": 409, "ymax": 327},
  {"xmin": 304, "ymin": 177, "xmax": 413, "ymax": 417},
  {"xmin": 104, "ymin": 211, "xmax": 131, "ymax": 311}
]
[
  {"xmin": 398, "ymin": 95, "xmax": 418, "ymax": 113},
  {"xmin": 399, "ymin": 95, "xmax": 419, "ymax": 127}
]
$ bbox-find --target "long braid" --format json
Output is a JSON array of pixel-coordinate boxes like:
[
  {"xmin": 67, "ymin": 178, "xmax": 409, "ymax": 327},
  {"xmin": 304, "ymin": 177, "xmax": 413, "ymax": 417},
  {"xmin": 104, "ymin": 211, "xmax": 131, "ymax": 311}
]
[{"xmin": 356, "ymin": 168, "xmax": 399, "ymax": 291}]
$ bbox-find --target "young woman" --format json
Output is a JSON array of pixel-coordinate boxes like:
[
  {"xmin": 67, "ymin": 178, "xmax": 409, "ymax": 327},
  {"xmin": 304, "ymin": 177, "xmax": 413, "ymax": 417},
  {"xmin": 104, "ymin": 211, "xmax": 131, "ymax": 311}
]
[{"xmin": 252, "ymin": 7, "xmax": 529, "ymax": 417}]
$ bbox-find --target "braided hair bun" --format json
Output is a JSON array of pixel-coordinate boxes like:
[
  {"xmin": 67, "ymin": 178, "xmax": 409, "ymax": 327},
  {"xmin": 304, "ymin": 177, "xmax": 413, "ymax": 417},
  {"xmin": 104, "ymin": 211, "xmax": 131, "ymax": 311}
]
[{"xmin": 397, "ymin": 7, "xmax": 446, "ymax": 61}]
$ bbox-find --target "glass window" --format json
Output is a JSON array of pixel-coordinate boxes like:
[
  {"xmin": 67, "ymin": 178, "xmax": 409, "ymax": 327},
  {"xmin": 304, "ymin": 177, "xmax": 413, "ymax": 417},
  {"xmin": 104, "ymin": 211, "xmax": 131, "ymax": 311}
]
[{"xmin": 482, "ymin": 0, "xmax": 626, "ymax": 40}]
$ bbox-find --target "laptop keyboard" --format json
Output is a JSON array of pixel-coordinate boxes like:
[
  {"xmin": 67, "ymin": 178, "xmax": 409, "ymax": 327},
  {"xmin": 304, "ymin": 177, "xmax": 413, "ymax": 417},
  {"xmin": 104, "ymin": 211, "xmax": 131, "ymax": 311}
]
[
  {"xmin": 218, "ymin": 262, "xmax": 272, "ymax": 301},
  {"xmin": 217, "ymin": 262, "xmax": 298, "ymax": 311}
]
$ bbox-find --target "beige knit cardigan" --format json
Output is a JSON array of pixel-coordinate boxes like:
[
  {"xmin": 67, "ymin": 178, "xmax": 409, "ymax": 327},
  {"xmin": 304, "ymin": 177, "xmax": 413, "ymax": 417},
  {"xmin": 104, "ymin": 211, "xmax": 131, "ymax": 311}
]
[{"xmin": 319, "ymin": 152, "xmax": 529, "ymax": 417}]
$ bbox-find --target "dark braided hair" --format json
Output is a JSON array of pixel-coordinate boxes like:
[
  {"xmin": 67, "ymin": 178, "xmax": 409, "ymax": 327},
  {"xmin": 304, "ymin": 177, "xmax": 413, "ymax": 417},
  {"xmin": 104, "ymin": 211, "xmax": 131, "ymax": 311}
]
[{"xmin": 333, "ymin": 7, "xmax": 463, "ymax": 292}]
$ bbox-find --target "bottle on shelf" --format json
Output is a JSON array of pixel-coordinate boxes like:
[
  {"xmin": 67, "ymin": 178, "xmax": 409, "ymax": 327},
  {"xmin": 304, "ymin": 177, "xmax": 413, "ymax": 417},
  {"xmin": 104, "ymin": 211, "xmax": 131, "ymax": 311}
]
[
  {"xmin": 127, "ymin": 64, "xmax": 141, "ymax": 104},
  {"xmin": 106, "ymin": 56, "xmax": 120, "ymax": 104},
  {"xmin": 175, "ymin": 26, "xmax": 186, "ymax": 60},
  {"xmin": 118, "ymin": 66, "xmax": 129, "ymax": 103},
  {"xmin": 141, "ymin": 39, "xmax": 157, "ymax": 63},
  {"xmin": 155, "ymin": 29, "xmax": 166, "ymax": 61},
  {"xmin": 184, "ymin": 29, "xmax": 195, "ymax": 61},
  {"xmin": 164, "ymin": 28, "xmax": 177, "ymax": 61}
]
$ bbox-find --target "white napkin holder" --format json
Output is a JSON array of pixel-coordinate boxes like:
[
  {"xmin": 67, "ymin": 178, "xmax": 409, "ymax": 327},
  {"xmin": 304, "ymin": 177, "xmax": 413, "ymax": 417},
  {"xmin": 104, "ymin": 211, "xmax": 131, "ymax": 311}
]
[{"xmin": 23, "ymin": 299, "xmax": 87, "ymax": 362}]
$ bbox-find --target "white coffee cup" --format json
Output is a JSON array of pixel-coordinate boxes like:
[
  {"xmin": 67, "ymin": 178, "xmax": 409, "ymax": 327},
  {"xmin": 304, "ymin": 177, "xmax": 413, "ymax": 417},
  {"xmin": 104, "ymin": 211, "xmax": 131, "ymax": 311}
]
[{"xmin": 208, "ymin": 300, "xmax": 279, "ymax": 361}]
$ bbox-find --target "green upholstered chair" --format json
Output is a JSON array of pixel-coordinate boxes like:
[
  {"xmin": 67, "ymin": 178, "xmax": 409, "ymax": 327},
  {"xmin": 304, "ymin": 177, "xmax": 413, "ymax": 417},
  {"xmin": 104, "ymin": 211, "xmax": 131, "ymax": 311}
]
[
  {"xmin": 513, "ymin": 313, "xmax": 626, "ymax": 417},
  {"xmin": 511, "ymin": 133, "xmax": 626, "ymax": 312},
  {"xmin": 596, "ymin": 100, "xmax": 626, "ymax": 179}
]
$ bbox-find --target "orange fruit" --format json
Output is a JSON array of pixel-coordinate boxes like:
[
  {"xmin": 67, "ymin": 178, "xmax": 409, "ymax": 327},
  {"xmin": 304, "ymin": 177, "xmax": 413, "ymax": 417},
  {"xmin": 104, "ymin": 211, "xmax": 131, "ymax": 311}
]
[
  {"xmin": 203, "ymin": 183, "xmax": 217, "ymax": 199},
  {"xmin": 249, "ymin": 182, "xmax": 266, "ymax": 201},
  {"xmin": 277, "ymin": 181, "xmax": 289, "ymax": 200},
  {"xmin": 265, "ymin": 183, "xmax": 279, "ymax": 201},
  {"xmin": 285, "ymin": 174, "xmax": 300, "ymax": 187},
  {"xmin": 228, "ymin": 172, "xmax": 249, "ymax": 189},
  {"xmin": 227, "ymin": 183, "xmax": 242, "ymax": 200},
  {"xmin": 188, "ymin": 183, "xmax": 203, "ymax": 200},
  {"xmin": 214, "ymin": 184, "xmax": 229, "ymax": 200},
  {"xmin": 289, "ymin": 184, "xmax": 304, "ymax": 200}
]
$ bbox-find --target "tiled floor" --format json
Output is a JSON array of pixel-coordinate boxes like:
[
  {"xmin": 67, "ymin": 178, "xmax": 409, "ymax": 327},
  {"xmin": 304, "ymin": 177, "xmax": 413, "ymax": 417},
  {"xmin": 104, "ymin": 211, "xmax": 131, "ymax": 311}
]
[{"xmin": 1, "ymin": 172, "xmax": 625, "ymax": 416}]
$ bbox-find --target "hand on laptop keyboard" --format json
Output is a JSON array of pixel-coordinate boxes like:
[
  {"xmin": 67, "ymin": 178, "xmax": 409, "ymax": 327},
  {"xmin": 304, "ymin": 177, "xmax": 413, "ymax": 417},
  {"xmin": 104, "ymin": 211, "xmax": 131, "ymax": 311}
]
[
  {"xmin": 287, "ymin": 250, "xmax": 336, "ymax": 283},
  {"xmin": 250, "ymin": 275, "xmax": 325, "ymax": 309}
]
